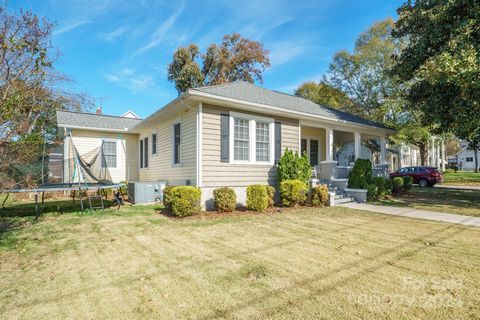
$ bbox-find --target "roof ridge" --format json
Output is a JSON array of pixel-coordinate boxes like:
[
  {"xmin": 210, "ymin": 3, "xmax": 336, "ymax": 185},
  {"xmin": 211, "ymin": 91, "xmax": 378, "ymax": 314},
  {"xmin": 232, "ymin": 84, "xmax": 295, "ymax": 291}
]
[
  {"xmin": 192, "ymin": 80, "xmax": 250, "ymax": 91},
  {"xmin": 57, "ymin": 109, "xmax": 142, "ymax": 120}
]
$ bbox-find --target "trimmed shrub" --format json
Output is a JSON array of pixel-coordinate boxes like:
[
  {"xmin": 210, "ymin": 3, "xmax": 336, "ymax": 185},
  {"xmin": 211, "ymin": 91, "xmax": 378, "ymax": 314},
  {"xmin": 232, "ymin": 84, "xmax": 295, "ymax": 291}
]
[
  {"xmin": 171, "ymin": 186, "xmax": 201, "ymax": 217},
  {"xmin": 367, "ymin": 184, "xmax": 378, "ymax": 201},
  {"xmin": 280, "ymin": 180, "xmax": 308, "ymax": 207},
  {"xmin": 246, "ymin": 185, "xmax": 269, "ymax": 212},
  {"xmin": 348, "ymin": 159, "xmax": 373, "ymax": 189},
  {"xmin": 392, "ymin": 177, "xmax": 404, "ymax": 193},
  {"xmin": 163, "ymin": 185, "xmax": 176, "ymax": 211},
  {"xmin": 372, "ymin": 177, "xmax": 391, "ymax": 196},
  {"xmin": 311, "ymin": 184, "xmax": 329, "ymax": 207},
  {"xmin": 266, "ymin": 185, "xmax": 275, "ymax": 208},
  {"xmin": 277, "ymin": 149, "xmax": 311, "ymax": 186},
  {"xmin": 213, "ymin": 187, "xmax": 237, "ymax": 213},
  {"xmin": 403, "ymin": 176, "xmax": 413, "ymax": 191}
]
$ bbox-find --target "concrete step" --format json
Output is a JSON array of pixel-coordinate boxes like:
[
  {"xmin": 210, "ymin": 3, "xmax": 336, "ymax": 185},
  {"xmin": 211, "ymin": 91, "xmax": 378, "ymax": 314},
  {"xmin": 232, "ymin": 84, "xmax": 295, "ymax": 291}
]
[{"xmin": 335, "ymin": 197, "xmax": 355, "ymax": 204}]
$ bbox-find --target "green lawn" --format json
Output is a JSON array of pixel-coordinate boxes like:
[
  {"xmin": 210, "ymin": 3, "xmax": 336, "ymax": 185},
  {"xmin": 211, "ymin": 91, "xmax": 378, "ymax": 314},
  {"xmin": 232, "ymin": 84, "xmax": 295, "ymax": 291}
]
[
  {"xmin": 1, "ymin": 204, "xmax": 479, "ymax": 319},
  {"xmin": 372, "ymin": 187, "xmax": 480, "ymax": 217},
  {"xmin": 442, "ymin": 171, "xmax": 480, "ymax": 186}
]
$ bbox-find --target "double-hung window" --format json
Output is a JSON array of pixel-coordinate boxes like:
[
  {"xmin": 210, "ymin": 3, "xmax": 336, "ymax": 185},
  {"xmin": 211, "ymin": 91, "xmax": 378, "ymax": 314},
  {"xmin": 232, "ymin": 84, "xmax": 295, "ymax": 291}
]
[
  {"xmin": 234, "ymin": 118, "xmax": 249, "ymax": 161},
  {"xmin": 102, "ymin": 140, "xmax": 117, "ymax": 168},
  {"xmin": 152, "ymin": 133, "xmax": 157, "ymax": 155},
  {"xmin": 230, "ymin": 112, "xmax": 274, "ymax": 164},
  {"xmin": 256, "ymin": 122, "xmax": 270, "ymax": 162}
]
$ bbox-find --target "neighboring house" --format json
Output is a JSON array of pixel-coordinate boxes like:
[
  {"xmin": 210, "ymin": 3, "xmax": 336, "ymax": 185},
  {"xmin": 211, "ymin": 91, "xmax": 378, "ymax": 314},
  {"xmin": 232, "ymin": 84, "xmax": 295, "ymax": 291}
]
[
  {"xmin": 448, "ymin": 141, "xmax": 479, "ymax": 171},
  {"xmin": 56, "ymin": 81, "xmax": 395, "ymax": 208}
]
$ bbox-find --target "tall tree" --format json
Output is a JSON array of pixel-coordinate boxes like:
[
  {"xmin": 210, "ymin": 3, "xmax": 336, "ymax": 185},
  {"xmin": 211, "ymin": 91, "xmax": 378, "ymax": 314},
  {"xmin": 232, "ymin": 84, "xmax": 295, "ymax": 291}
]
[
  {"xmin": 294, "ymin": 81, "xmax": 362, "ymax": 115},
  {"xmin": 0, "ymin": 5, "xmax": 88, "ymax": 188},
  {"xmin": 167, "ymin": 33, "xmax": 270, "ymax": 94},
  {"xmin": 392, "ymin": 0, "xmax": 480, "ymax": 141}
]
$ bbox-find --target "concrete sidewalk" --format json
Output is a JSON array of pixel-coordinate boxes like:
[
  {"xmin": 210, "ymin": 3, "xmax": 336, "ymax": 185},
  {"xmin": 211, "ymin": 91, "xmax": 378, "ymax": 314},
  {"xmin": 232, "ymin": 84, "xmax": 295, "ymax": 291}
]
[
  {"xmin": 339, "ymin": 202, "xmax": 480, "ymax": 228},
  {"xmin": 434, "ymin": 184, "xmax": 480, "ymax": 191}
]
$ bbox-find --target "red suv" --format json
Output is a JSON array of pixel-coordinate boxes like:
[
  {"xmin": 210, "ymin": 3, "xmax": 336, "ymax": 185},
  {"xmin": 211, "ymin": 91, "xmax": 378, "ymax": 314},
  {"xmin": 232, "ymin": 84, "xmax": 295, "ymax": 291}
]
[{"xmin": 389, "ymin": 166, "xmax": 443, "ymax": 187}]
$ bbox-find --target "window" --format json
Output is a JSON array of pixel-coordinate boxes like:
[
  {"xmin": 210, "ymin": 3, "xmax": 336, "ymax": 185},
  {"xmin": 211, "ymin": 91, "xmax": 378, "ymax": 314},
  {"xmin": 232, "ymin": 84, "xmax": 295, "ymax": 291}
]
[
  {"xmin": 301, "ymin": 139, "xmax": 307, "ymax": 156},
  {"xmin": 310, "ymin": 140, "xmax": 319, "ymax": 166},
  {"xmin": 102, "ymin": 141, "xmax": 117, "ymax": 168},
  {"xmin": 234, "ymin": 118, "xmax": 249, "ymax": 161},
  {"xmin": 256, "ymin": 122, "xmax": 270, "ymax": 162},
  {"xmin": 152, "ymin": 133, "xmax": 157, "ymax": 155},
  {"xmin": 466, "ymin": 157, "xmax": 474, "ymax": 162},
  {"xmin": 173, "ymin": 123, "xmax": 181, "ymax": 164},
  {"xmin": 144, "ymin": 137, "xmax": 149, "ymax": 167},
  {"xmin": 140, "ymin": 140, "xmax": 143, "ymax": 168}
]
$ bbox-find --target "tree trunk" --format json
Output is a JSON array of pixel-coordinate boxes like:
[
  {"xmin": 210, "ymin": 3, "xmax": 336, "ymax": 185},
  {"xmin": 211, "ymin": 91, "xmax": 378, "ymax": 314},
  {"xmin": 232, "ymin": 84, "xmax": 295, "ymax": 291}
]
[
  {"xmin": 474, "ymin": 149, "xmax": 479, "ymax": 173},
  {"xmin": 419, "ymin": 143, "xmax": 428, "ymax": 166}
]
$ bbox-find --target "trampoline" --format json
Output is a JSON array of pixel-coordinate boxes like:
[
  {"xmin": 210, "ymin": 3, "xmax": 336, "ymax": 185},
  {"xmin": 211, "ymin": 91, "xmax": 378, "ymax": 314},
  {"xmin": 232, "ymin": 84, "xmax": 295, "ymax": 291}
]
[{"xmin": 1, "ymin": 128, "xmax": 129, "ymax": 219}]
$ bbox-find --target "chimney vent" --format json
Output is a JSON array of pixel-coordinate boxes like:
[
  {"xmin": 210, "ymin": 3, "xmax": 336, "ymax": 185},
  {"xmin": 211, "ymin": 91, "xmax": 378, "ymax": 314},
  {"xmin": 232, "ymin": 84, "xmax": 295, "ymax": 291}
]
[{"xmin": 96, "ymin": 107, "xmax": 102, "ymax": 115}]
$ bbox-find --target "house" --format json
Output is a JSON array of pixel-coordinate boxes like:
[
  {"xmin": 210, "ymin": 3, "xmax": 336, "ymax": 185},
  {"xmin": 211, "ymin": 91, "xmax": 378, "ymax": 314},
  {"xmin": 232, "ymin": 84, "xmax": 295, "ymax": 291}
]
[
  {"xmin": 56, "ymin": 81, "xmax": 395, "ymax": 208},
  {"xmin": 448, "ymin": 141, "xmax": 479, "ymax": 171}
]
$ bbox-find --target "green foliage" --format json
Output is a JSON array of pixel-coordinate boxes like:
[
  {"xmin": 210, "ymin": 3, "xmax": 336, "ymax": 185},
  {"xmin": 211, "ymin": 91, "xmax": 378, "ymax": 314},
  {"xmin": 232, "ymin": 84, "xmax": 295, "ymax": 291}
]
[
  {"xmin": 163, "ymin": 185, "xmax": 176, "ymax": 212},
  {"xmin": 276, "ymin": 149, "xmax": 311, "ymax": 186},
  {"xmin": 246, "ymin": 185, "xmax": 269, "ymax": 212},
  {"xmin": 266, "ymin": 185, "xmax": 275, "ymax": 208},
  {"xmin": 444, "ymin": 168, "xmax": 455, "ymax": 174},
  {"xmin": 402, "ymin": 176, "xmax": 413, "ymax": 191},
  {"xmin": 392, "ymin": 177, "xmax": 404, "ymax": 193},
  {"xmin": 392, "ymin": 1, "xmax": 480, "ymax": 140},
  {"xmin": 280, "ymin": 180, "xmax": 308, "ymax": 207},
  {"xmin": 294, "ymin": 81, "xmax": 358, "ymax": 114},
  {"xmin": 310, "ymin": 185, "xmax": 329, "ymax": 207},
  {"xmin": 167, "ymin": 33, "xmax": 270, "ymax": 94},
  {"xmin": 213, "ymin": 187, "xmax": 237, "ymax": 213},
  {"xmin": 372, "ymin": 177, "xmax": 391, "ymax": 196},
  {"xmin": 367, "ymin": 184, "xmax": 378, "ymax": 201},
  {"xmin": 348, "ymin": 159, "xmax": 373, "ymax": 189},
  {"xmin": 171, "ymin": 186, "xmax": 201, "ymax": 217}
]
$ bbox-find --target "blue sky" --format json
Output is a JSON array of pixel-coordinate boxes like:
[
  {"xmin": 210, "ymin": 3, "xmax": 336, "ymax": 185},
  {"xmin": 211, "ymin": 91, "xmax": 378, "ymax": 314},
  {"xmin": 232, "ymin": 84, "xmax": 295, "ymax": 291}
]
[{"xmin": 13, "ymin": 0, "xmax": 403, "ymax": 118}]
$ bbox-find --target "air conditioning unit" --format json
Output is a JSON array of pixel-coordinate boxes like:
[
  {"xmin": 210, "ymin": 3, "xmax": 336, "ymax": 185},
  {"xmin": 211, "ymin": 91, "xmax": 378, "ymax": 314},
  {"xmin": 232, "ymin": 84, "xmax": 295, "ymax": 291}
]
[{"xmin": 127, "ymin": 181, "xmax": 166, "ymax": 204}]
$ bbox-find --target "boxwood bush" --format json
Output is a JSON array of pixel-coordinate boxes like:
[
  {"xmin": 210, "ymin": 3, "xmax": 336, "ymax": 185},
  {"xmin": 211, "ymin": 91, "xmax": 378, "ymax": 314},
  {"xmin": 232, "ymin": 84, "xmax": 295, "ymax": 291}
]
[
  {"xmin": 392, "ymin": 177, "xmax": 404, "ymax": 193},
  {"xmin": 367, "ymin": 184, "xmax": 378, "ymax": 201},
  {"xmin": 266, "ymin": 185, "xmax": 275, "ymax": 207},
  {"xmin": 171, "ymin": 186, "xmax": 201, "ymax": 217},
  {"xmin": 372, "ymin": 177, "xmax": 391, "ymax": 196},
  {"xmin": 213, "ymin": 187, "xmax": 236, "ymax": 213},
  {"xmin": 277, "ymin": 149, "xmax": 311, "ymax": 186},
  {"xmin": 163, "ymin": 185, "xmax": 176, "ymax": 211},
  {"xmin": 402, "ymin": 176, "xmax": 413, "ymax": 191},
  {"xmin": 280, "ymin": 180, "xmax": 308, "ymax": 207},
  {"xmin": 311, "ymin": 184, "xmax": 329, "ymax": 207},
  {"xmin": 246, "ymin": 185, "xmax": 269, "ymax": 211},
  {"xmin": 348, "ymin": 159, "xmax": 373, "ymax": 189}
]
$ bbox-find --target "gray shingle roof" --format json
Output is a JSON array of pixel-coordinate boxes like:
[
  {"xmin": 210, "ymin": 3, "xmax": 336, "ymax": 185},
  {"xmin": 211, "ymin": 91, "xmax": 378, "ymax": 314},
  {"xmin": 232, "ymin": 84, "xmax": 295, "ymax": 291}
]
[
  {"xmin": 56, "ymin": 110, "xmax": 142, "ymax": 131},
  {"xmin": 193, "ymin": 81, "xmax": 389, "ymax": 129}
]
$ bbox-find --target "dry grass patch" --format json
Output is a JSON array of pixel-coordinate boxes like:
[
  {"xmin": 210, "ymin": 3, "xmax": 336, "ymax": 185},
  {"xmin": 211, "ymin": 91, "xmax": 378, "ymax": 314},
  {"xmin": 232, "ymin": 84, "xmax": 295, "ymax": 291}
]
[{"xmin": 1, "ymin": 205, "xmax": 479, "ymax": 319}]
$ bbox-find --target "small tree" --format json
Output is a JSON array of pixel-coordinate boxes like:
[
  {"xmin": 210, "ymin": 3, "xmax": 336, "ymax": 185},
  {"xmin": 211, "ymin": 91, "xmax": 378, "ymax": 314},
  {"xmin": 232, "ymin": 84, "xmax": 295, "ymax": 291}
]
[{"xmin": 277, "ymin": 149, "xmax": 311, "ymax": 186}]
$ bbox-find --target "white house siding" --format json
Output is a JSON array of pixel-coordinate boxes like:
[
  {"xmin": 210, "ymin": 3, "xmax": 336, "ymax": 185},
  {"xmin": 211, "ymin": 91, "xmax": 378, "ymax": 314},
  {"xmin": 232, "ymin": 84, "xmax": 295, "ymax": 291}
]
[
  {"xmin": 66, "ymin": 129, "xmax": 138, "ymax": 183},
  {"xmin": 201, "ymin": 104, "xmax": 299, "ymax": 208},
  {"xmin": 457, "ymin": 149, "xmax": 480, "ymax": 171},
  {"xmin": 137, "ymin": 107, "xmax": 197, "ymax": 186}
]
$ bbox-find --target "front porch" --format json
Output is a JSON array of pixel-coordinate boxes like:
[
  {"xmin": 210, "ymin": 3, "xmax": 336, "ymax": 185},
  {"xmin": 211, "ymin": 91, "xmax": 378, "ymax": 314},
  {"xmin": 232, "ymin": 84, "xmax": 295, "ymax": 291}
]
[{"xmin": 300, "ymin": 123, "xmax": 390, "ymax": 203}]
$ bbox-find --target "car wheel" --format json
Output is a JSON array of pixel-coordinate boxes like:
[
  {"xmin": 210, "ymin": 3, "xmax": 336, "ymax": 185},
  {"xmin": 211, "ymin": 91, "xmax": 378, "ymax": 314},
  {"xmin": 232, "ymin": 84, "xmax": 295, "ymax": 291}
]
[{"xmin": 418, "ymin": 179, "xmax": 428, "ymax": 187}]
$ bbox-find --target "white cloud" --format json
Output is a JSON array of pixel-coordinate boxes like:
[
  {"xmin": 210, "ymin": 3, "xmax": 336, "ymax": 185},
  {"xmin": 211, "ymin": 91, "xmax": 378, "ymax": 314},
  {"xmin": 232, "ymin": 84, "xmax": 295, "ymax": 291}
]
[
  {"xmin": 131, "ymin": 2, "xmax": 186, "ymax": 57},
  {"xmin": 269, "ymin": 42, "xmax": 309, "ymax": 66},
  {"xmin": 104, "ymin": 68, "xmax": 155, "ymax": 93},
  {"xmin": 54, "ymin": 19, "xmax": 92, "ymax": 35},
  {"xmin": 102, "ymin": 26, "xmax": 127, "ymax": 41}
]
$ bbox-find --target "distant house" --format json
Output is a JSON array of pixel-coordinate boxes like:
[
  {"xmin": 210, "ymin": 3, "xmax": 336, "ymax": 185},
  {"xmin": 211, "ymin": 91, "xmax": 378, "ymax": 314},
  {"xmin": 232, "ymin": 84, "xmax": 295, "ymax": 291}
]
[
  {"xmin": 57, "ymin": 81, "xmax": 400, "ymax": 208},
  {"xmin": 448, "ymin": 141, "xmax": 479, "ymax": 171}
]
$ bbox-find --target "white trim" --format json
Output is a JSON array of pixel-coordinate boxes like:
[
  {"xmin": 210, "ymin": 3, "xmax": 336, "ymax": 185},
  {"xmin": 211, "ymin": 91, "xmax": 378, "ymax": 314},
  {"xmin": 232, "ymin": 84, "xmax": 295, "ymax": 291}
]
[
  {"xmin": 196, "ymin": 102, "xmax": 203, "ymax": 187},
  {"xmin": 229, "ymin": 111, "xmax": 274, "ymax": 165},
  {"xmin": 301, "ymin": 136, "xmax": 321, "ymax": 166},
  {"xmin": 189, "ymin": 90, "xmax": 395, "ymax": 134},
  {"xmin": 172, "ymin": 121, "xmax": 182, "ymax": 167},
  {"xmin": 58, "ymin": 124, "xmax": 129, "ymax": 133}
]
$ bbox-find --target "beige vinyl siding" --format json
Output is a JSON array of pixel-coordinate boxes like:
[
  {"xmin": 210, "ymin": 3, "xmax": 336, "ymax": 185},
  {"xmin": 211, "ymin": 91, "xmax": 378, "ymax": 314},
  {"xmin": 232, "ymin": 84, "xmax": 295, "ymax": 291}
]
[
  {"xmin": 138, "ymin": 107, "xmax": 196, "ymax": 185},
  {"xmin": 202, "ymin": 104, "xmax": 299, "ymax": 188},
  {"xmin": 67, "ymin": 129, "xmax": 139, "ymax": 183}
]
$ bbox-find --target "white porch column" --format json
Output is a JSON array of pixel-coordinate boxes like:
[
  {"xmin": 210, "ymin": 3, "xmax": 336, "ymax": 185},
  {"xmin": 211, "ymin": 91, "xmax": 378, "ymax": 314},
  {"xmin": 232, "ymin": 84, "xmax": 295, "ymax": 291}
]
[
  {"xmin": 380, "ymin": 137, "xmax": 387, "ymax": 165},
  {"xmin": 354, "ymin": 132, "xmax": 361, "ymax": 160},
  {"xmin": 436, "ymin": 139, "xmax": 441, "ymax": 168},
  {"xmin": 325, "ymin": 128, "xmax": 334, "ymax": 162},
  {"xmin": 430, "ymin": 137, "xmax": 435, "ymax": 166},
  {"xmin": 441, "ymin": 139, "xmax": 446, "ymax": 171}
]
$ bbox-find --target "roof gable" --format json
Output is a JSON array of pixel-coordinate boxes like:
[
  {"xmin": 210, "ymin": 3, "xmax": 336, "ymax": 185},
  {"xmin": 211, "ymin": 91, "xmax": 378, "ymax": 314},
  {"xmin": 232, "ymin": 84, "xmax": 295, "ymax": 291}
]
[{"xmin": 56, "ymin": 110, "xmax": 142, "ymax": 132}]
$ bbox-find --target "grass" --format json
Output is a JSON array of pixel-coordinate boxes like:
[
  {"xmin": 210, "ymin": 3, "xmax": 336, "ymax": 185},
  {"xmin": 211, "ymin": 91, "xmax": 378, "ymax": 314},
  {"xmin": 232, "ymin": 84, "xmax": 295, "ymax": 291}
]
[
  {"xmin": 372, "ymin": 187, "xmax": 480, "ymax": 217},
  {"xmin": 1, "ymin": 204, "xmax": 480, "ymax": 319},
  {"xmin": 442, "ymin": 171, "xmax": 480, "ymax": 186}
]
